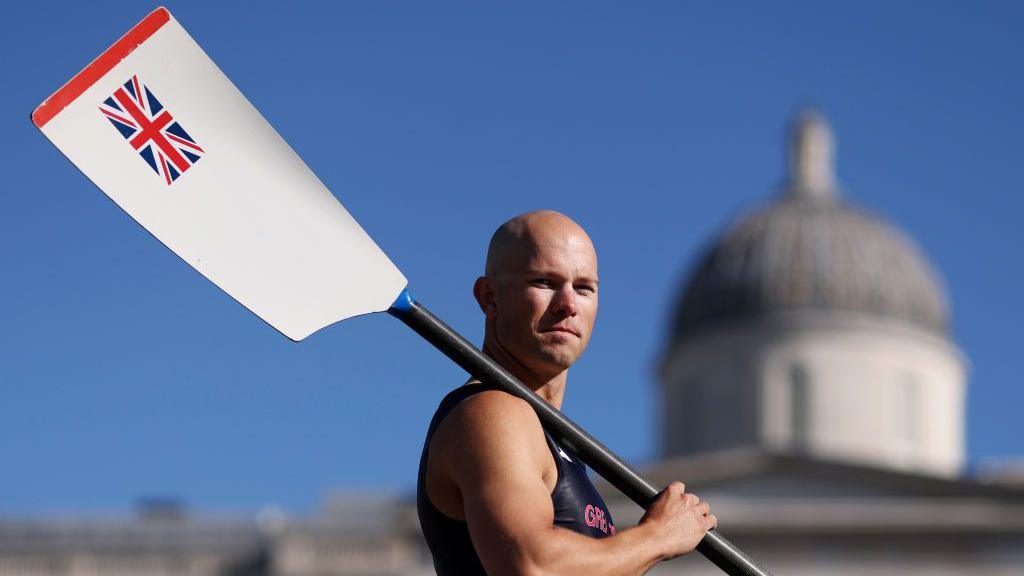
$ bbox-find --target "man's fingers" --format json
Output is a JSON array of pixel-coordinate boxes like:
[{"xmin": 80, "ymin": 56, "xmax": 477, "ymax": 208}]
[
  {"xmin": 706, "ymin": 514, "xmax": 718, "ymax": 529},
  {"xmin": 666, "ymin": 481, "xmax": 686, "ymax": 496},
  {"xmin": 697, "ymin": 502, "xmax": 710, "ymax": 516},
  {"xmin": 683, "ymin": 493, "xmax": 700, "ymax": 506}
]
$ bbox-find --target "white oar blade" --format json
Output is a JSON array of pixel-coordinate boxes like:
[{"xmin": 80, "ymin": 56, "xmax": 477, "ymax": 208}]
[{"xmin": 33, "ymin": 7, "xmax": 407, "ymax": 341}]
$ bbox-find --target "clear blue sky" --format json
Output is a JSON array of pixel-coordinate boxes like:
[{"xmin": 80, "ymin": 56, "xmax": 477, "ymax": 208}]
[{"xmin": 2, "ymin": 1, "xmax": 1021, "ymax": 515}]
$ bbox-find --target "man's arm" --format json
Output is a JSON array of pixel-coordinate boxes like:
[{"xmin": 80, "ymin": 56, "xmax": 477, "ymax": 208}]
[{"xmin": 432, "ymin": 390, "xmax": 715, "ymax": 576}]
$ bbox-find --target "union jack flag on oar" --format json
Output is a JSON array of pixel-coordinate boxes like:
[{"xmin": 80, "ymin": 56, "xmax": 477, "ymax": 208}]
[{"xmin": 98, "ymin": 75, "xmax": 204, "ymax": 186}]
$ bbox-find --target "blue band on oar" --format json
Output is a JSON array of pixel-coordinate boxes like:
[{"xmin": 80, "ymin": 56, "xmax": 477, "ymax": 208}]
[{"xmin": 389, "ymin": 288, "xmax": 416, "ymax": 313}]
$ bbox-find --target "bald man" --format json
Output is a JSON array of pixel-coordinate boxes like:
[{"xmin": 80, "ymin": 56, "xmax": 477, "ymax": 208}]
[{"xmin": 417, "ymin": 211, "xmax": 715, "ymax": 576}]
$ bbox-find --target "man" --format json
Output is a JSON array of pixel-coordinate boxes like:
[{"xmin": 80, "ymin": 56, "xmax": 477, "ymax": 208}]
[{"xmin": 417, "ymin": 211, "xmax": 716, "ymax": 575}]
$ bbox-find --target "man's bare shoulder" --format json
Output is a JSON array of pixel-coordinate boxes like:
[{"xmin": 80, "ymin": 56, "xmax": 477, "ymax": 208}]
[
  {"xmin": 432, "ymin": 388, "xmax": 550, "ymax": 480},
  {"xmin": 426, "ymin": 387, "xmax": 554, "ymax": 520},
  {"xmin": 443, "ymin": 388, "xmax": 542, "ymax": 440}
]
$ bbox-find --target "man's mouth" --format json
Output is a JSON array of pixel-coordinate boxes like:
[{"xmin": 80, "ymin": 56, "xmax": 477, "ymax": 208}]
[{"xmin": 542, "ymin": 326, "xmax": 580, "ymax": 337}]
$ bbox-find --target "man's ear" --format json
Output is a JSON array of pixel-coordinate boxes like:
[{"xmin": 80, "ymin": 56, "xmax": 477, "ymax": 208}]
[{"xmin": 473, "ymin": 276, "xmax": 497, "ymax": 317}]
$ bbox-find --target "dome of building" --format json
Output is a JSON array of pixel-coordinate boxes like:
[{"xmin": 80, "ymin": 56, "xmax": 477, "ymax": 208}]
[{"xmin": 673, "ymin": 111, "xmax": 950, "ymax": 340}]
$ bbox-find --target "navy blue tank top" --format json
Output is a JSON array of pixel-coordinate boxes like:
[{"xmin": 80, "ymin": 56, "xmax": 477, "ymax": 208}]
[{"xmin": 417, "ymin": 383, "xmax": 616, "ymax": 575}]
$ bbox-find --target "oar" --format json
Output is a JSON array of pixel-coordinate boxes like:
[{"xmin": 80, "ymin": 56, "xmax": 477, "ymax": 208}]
[{"xmin": 32, "ymin": 8, "xmax": 772, "ymax": 576}]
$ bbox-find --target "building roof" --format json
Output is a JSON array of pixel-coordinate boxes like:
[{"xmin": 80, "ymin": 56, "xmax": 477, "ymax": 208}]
[
  {"xmin": 672, "ymin": 111, "xmax": 949, "ymax": 341},
  {"xmin": 596, "ymin": 447, "xmax": 1024, "ymax": 536}
]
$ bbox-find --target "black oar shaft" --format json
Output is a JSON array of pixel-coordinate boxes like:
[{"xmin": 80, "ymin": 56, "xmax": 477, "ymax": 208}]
[{"xmin": 389, "ymin": 295, "xmax": 772, "ymax": 576}]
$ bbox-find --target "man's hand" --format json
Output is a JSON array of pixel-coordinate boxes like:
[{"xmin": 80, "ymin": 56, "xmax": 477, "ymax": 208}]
[{"xmin": 639, "ymin": 482, "xmax": 717, "ymax": 561}]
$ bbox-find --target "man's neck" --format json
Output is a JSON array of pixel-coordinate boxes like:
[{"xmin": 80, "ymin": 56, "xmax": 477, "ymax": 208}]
[{"xmin": 480, "ymin": 340, "xmax": 567, "ymax": 410}]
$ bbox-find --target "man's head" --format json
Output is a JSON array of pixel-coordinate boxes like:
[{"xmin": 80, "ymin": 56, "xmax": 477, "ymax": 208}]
[{"xmin": 473, "ymin": 211, "xmax": 598, "ymax": 380}]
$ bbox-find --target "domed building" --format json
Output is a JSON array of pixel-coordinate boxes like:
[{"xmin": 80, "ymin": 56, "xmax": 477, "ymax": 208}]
[
  {"xmin": 595, "ymin": 112, "xmax": 1024, "ymax": 576},
  {"xmin": 661, "ymin": 111, "xmax": 966, "ymax": 476}
]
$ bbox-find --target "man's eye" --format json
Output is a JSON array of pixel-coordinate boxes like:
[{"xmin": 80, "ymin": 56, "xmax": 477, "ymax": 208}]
[
  {"xmin": 531, "ymin": 279, "xmax": 553, "ymax": 287},
  {"xmin": 575, "ymin": 285, "xmax": 596, "ymax": 295}
]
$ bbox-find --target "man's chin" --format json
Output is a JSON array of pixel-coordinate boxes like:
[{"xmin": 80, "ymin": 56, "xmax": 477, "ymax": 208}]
[{"xmin": 533, "ymin": 345, "xmax": 580, "ymax": 372}]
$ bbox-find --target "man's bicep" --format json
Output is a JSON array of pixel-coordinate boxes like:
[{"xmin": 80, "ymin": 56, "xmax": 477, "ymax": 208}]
[
  {"xmin": 462, "ymin": 472, "xmax": 556, "ymax": 575},
  {"xmin": 444, "ymin": 394, "xmax": 556, "ymax": 575}
]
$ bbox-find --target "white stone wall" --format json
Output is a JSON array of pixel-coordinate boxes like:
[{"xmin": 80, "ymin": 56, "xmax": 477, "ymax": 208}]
[{"xmin": 662, "ymin": 312, "xmax": 967, "ymax": 476}]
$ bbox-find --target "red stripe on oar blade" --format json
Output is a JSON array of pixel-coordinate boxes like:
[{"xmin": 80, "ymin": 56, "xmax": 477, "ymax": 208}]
[{"xmin": 32, "ymin": 7, "xmax": 171, "ymax": 128}]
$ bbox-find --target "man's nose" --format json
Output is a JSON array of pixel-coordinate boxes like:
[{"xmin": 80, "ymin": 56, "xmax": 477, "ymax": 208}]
[{"xmin": 552, "ymin": 284, "xmax": 578, "ymax": 316}]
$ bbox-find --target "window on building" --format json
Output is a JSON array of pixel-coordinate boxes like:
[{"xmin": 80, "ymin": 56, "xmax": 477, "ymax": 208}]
[{"xmin": 790, "ymin": 363, "xmax": 810, "ymax": 451}]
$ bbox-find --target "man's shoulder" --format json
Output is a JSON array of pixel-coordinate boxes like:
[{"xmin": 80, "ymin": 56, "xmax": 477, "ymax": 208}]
[
  {"xmin": 444, "ymin": 386, "xmax": 540, "ymax": 435},
  {"xmin": 434, "ymin": 387, "xmax": 557, "ymax": 485},
  {"xmin": 431, "ymin": 385, "xmax": 549, "ymax": 474}
]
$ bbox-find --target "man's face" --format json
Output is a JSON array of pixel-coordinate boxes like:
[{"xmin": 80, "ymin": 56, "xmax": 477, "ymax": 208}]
[{"xmin": 487, "ymin": 229, "xmax": 598, "ymax": 375}]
